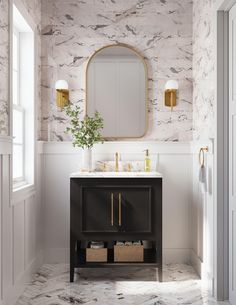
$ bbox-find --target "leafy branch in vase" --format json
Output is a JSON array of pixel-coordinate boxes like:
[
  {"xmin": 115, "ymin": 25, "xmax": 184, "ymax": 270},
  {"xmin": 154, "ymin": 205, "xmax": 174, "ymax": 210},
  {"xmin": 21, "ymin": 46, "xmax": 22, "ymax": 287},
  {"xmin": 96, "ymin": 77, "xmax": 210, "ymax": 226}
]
[{"xmin": 64, "ymin": 104, "xmax": 104, "ymax": 149}]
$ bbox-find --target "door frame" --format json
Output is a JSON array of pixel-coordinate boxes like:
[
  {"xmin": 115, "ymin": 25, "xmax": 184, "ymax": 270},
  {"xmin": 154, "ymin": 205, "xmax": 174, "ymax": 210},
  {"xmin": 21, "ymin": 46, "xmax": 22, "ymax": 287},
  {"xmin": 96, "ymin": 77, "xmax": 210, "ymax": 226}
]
[{"xmin": 215, "ymin": 0, "xmax": 236, "ymax": 300}]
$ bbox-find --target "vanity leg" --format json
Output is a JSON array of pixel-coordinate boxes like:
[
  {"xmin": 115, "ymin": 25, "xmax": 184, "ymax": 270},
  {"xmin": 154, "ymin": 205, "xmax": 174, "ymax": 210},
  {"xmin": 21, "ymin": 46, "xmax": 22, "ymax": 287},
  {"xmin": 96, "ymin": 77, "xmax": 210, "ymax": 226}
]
[
  {"xmin": 70, "ymin": 235, "xmax": 76, "ymax": 282},
  {"xmin": 158, "ymin": 249, "xmax": 163, "ymax": 282},
  {"xmin": 154, "ymin": 241, "xmax": 162, "ymax": 282},
  {"xmin": 158, "ymin": 265, "xmax": 163, "ymax": 282}
]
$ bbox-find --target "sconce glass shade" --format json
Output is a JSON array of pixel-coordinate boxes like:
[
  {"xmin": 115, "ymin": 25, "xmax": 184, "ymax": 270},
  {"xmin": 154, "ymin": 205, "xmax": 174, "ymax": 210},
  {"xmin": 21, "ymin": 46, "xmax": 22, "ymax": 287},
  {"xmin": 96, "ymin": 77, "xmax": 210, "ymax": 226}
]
[
  {"xmin": 165, "ymin": 80, "xmax": 179, "ymax": 90},
  {"xmin": 55, "ymin": 80, "xmax": 69, "ymax": 90}
]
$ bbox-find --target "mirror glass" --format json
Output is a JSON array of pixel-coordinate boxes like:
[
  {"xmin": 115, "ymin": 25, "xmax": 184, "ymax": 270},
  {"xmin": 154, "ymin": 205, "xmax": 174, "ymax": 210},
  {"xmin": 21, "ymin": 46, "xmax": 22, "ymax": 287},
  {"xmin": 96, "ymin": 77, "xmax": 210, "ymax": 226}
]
[{"xmin": 86, "ymin": 45, "xmax": 147, "ymax": 138}]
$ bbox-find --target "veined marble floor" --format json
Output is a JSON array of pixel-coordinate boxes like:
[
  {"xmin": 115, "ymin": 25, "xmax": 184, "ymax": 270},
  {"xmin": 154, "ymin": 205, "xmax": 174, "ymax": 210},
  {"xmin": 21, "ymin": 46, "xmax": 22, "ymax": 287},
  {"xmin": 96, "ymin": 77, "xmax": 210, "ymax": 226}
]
[{"xmin": 16, "ymin": 264, "xmax": 229, "ymax": 305}]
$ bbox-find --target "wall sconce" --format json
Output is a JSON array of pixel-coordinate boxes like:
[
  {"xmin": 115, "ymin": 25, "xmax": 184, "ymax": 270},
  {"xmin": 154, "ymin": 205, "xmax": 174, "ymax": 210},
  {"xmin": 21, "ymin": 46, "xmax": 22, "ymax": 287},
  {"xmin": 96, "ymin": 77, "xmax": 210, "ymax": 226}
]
[
  {"xmin": 55, "ymin": 80, "xmax": 69, "ymax": 109},
  {"xmin": 164, "ymin": 80, "xmax": 179, "ymax": 111}
]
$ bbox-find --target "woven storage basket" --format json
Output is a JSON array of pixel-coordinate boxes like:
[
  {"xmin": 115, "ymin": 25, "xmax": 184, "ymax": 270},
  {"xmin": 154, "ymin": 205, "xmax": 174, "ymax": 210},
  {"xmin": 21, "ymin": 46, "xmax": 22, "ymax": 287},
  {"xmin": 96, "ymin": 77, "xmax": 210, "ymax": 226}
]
[
  {"xmin": 114, "ymin": 244, "xmax": 144, "ymax": 262},
  {"xmin": 86, "ymin": 248, "xmax": 107, "ymax": 262}
]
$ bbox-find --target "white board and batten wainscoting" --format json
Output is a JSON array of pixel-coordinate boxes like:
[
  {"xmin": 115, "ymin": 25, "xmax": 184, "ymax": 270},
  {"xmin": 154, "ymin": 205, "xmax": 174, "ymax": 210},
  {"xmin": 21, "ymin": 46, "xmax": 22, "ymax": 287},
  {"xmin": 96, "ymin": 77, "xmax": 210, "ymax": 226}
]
[
  {"xmin": 0, "ymin": 137, "xmax": 214, "ymax": 304},
  {"xmin": 39, "ymin": 140, "xmax": 214, "ymax": 283},
  {"xmin": 0, "ymin": 136, "xmax": 43, "ymax": 305}
]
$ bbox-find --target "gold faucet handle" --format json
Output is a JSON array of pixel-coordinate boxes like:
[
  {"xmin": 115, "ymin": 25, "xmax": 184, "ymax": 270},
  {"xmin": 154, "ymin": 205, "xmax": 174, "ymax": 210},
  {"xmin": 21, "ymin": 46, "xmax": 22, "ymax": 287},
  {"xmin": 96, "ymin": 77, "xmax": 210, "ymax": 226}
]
[
  {"xmin": 102, "ymin": 163, "xmax": 107, "ymax": 172},
  {"xmin": 115, "ymin": 152, "xmax": 120, "ymax": 172},
  {"xmin": 127, "ymin": 163, "xmax": 132, "ymax": 172}
]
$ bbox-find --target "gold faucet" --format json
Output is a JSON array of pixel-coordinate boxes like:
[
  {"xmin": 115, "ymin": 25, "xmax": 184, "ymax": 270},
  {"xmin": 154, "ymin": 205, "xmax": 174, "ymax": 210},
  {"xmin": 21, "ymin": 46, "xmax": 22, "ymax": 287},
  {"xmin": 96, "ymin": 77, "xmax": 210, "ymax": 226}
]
[
  {"xmin": 127, "ymin": 163, "xmax": 132, "ymax": 172},
  {"xmin": 115, "ymin": 152, "xmax": 119, "ymax": 172}
]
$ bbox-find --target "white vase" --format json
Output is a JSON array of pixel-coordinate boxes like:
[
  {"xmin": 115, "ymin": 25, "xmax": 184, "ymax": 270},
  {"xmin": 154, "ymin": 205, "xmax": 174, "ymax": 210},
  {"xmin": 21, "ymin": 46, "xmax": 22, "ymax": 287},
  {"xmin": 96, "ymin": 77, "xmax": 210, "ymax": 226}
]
[{"xmin": 81, "ymin": 148, "xmax": 92, "ymax": 171}]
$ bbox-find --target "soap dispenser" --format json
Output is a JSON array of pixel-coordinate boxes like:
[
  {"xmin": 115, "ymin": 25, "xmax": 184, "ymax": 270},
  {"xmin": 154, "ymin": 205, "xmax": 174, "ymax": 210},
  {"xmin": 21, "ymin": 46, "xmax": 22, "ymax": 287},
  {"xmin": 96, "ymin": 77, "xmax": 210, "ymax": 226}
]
[{"xmin": 144, "ymin": 149, "xmax": 151, "ymax": 172}]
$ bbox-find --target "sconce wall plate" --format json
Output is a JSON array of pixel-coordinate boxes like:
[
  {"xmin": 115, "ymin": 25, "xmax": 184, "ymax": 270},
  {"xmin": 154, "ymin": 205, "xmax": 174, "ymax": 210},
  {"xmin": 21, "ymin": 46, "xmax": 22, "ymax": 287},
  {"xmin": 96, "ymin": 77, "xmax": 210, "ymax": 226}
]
[
  {"xmin": 165, "ymin": 89, "xmax": 177, "ymax": 110},
  {"xmin": 164, "ymin": 79, "xmax": 178, "ymax": 111},
  {"xmin": 55, "ymin": 79, "xmax": 69, "ymax": 109},
  {"xmin": 56, "ymin": 89, "xmax": 69, "ymax": 109}
]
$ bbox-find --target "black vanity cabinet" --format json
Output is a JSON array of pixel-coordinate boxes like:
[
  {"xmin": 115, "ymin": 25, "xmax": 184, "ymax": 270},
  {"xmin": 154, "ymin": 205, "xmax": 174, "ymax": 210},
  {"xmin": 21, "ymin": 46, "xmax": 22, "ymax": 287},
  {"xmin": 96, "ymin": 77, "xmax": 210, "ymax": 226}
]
[
  {"xmin": 82, "ymin": 186, "xmax": 152, "ymax": 233},
  {"xmin": 70, "ymin": 177, "xmax": 162, "ymax": 282}
]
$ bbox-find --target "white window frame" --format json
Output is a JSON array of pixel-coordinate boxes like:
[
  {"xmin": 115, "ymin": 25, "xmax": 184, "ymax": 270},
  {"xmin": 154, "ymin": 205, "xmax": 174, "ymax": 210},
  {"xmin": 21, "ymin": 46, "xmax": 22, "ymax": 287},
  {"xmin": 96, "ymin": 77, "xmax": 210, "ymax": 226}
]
[
  {"xmin": 11, "ymin": 0, "xmax": 37, "ymax": 195},
  {"xmin": 12, "ymin": 26, "xmax": 25, "ymax": 184},
  {"xmin": 12, "ymin": 27, "xmax": 19, "ymax": 105}
]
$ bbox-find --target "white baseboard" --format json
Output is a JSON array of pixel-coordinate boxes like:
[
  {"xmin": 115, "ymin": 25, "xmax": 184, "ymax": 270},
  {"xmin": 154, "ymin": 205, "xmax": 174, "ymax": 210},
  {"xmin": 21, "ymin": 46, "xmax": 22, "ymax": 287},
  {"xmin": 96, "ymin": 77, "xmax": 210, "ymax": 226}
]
[
  {"xmin": 3, "ymin": 250, "xmax": 44, "ymax": 305},
  {"xmin": 44, "ymin": 248, "xmax": 69, "ymax": 263},
  {"xmin": 44, "ymin": 247, "xmax": 191, "ymax": 264},
  {"xmin": 190, "ymin": 249, "xmax": 202, "ymax": 277},
  {"xmin": 163, "ymin": 248, "xmax": 191, "ymax": 264}
]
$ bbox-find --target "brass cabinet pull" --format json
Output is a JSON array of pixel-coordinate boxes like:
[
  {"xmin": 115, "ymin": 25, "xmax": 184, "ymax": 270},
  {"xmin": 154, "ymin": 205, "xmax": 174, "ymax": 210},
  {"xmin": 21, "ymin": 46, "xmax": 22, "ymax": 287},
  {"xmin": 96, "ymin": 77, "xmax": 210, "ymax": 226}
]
[
  {"xmin": 111, "ymin": 193, "xmax": 114, "ymax": 226},
  {"xmin": 118, "ymin": 193, "xmax": 122, "ymax": 226}
]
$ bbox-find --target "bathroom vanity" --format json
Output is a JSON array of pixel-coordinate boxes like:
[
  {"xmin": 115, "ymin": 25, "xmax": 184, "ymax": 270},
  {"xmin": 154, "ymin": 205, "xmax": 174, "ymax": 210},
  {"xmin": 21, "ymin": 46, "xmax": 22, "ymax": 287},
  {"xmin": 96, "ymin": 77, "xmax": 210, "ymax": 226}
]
[{"xmin": 70, "ymin": 172, "xmax": 162, "ymax": 282}]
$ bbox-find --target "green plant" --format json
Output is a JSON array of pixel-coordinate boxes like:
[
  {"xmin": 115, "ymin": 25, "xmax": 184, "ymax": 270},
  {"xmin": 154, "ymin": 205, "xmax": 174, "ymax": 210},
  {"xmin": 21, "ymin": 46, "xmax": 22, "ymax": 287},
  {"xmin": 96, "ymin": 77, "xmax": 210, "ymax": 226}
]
[{"xmin": 64, "ymin": 104, "xmax": 104, "ymax": 149}]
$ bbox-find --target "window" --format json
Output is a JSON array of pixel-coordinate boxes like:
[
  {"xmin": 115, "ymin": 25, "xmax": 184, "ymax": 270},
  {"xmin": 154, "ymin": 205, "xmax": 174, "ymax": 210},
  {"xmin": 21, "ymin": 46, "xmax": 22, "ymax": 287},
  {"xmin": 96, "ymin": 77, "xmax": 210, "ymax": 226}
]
[
  {"xmin": 12, "ymin": 3, "xmax": 35, "ymax": 188},
  {"xmin": 13, "ymin": 28, "xmax": 24, "ymax": 181}
]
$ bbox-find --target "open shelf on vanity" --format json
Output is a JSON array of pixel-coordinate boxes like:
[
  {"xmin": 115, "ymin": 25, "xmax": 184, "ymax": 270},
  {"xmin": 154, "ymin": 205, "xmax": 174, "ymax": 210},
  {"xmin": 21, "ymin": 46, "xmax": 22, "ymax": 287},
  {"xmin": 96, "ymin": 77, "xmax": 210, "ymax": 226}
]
[{"xmin": 74, "ymin": 243, "xmax": 161, "ymax": 268}]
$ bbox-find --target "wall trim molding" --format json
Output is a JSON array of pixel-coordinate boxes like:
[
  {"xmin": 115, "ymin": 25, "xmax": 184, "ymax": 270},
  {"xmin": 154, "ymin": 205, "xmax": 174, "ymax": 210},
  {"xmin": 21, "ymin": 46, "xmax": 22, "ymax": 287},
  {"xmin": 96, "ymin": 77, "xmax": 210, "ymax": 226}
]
[
  {"xmin": 163, "ymin": 249, "xmax": 191, "ymax": 264},
  {"xmin": 190, "ymin": 249, "xmax": 203, "ymax": 277},
  {"xmin": 38, "ymin": 140, "xmax": 215, "ymax": 156},
  {"xmin": 38, "ymin": 141, "xmax": 193, "ymax": 155},
  {"xmin": 0, "ymin": 136, "xmax": 12, "ymax": 155}
]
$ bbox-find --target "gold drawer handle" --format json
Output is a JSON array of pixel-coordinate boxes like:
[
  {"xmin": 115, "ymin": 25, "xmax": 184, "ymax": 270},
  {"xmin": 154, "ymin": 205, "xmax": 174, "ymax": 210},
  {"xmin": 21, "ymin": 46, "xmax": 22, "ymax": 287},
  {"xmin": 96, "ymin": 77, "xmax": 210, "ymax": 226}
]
[
  {"xmin": 111, "ymin": 193, "xmax": 114, "ymax": 226},
  {"xmin": 118, "ymin": 193, "xmax": 122, "ymax": 226}
]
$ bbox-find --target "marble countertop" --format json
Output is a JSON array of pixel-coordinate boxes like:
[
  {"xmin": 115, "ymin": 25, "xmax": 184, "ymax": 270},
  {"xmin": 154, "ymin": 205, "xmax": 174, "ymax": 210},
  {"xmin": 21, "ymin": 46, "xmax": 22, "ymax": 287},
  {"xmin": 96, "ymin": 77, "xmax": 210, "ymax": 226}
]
[{"xmin": 70, "ymin": 171, "xmax": 162, "ymax": 178}]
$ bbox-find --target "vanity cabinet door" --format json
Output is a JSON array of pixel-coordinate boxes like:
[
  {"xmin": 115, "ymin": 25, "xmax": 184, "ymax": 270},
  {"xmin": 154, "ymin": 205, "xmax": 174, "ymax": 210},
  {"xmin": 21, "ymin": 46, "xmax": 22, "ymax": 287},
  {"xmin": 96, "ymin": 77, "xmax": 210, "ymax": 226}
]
[
  {"xmin": 82, "ymin": 187, "xmax": 118, "ymax": 232},
  {"xmin": 81, "ymin": 185, "xmax": 152, "ymax": 234},
  {"xmin": 119, "ymin": 187, "xmax": 152, "ymax": 233}
]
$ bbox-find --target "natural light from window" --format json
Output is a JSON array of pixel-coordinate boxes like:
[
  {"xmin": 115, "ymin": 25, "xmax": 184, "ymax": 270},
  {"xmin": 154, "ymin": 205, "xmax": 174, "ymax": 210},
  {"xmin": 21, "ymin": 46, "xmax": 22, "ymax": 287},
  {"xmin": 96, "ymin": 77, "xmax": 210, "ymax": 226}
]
[
  {"xmin": 13, "ymin": 27, "xmax": 24, "ymax": 180},
  {"xmin": 12, "ymin": 3, "xmax": 35, "ymax": 187}
]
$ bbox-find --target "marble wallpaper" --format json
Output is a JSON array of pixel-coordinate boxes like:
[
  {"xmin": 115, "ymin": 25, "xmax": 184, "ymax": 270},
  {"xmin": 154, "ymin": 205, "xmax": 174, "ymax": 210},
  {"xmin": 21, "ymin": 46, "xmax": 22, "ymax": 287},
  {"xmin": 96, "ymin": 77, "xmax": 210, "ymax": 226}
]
[
  {"xmin": 0, "ymin": 0, "xmax": 41, "ymax": 137},
  {"xmin": 41, "ymin": 0, "xmax": 193, "ymax": 142},
  {"xmin": 192, "ymin": 0, "xmax": 216, "ymax": 140},
  {"xmin": 0, "ymin": 0, "xmax": 216, "ymax": 142},
  {"xmin": 0, "ymin": 0, "xmax": 9, "ymax": 136}
]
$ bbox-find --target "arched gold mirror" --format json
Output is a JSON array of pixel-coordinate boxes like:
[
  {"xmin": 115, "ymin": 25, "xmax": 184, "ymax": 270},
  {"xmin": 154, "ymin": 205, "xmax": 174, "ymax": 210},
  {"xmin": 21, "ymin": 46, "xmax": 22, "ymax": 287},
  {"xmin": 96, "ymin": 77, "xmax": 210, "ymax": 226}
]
[{"xmin": 86, "ymin": 44, "xmax": 148, "ymax": 139}]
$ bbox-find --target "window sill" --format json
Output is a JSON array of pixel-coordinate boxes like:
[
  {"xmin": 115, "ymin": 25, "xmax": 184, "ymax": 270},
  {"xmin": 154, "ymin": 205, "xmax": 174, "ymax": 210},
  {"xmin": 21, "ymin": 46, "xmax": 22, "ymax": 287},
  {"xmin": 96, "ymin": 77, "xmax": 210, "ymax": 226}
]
[
  {"xmin": 12, "ymin": 182, "xmax": 35, "ymax": 205},
  {"xmin": 13, "ymin": 180, "xmax": 28, "ymax": 189}
]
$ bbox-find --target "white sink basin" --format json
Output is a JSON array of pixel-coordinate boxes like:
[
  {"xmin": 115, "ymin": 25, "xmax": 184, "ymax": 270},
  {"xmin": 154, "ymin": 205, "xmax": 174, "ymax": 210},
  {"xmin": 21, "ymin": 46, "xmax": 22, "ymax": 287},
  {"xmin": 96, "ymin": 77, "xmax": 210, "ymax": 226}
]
[
  {"xmin": 70, "ymin": 171, "xmax": 162, "ymax": 178},
  {"xmin": 95, "ymin": 160, "xmax": 156, "ymax": 172}
]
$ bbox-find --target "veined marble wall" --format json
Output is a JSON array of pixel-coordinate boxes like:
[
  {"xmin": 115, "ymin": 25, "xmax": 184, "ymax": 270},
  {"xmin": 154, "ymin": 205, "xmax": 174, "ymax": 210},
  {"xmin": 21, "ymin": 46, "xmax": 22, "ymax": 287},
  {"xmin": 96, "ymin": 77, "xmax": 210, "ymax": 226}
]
[
  {"xmin": 192, "ymin": 0, "xmax": 216, "ymax": 140},
  {"xmin": 0, "ymin": 0, "xmax": 41, "ymax": 137},
  {"xmin": 0, "ymin": 0, "xmax": 217, "ymax": 141},
  {"xmin": 41, "ymin": 0, "xmax": 193, "ymax": 142},
  {"xmin": 0, "ymin": 0, "xmax": 9, "ymax": 136}
]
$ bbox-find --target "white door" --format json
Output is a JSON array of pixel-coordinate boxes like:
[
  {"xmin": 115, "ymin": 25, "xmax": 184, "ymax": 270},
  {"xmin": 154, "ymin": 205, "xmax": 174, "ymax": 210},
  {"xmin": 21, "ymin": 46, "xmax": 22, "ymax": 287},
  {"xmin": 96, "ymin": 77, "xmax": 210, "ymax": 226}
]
[{"xmin": 229, "ymin": 4, "xmax": 236, "ymax": 304}]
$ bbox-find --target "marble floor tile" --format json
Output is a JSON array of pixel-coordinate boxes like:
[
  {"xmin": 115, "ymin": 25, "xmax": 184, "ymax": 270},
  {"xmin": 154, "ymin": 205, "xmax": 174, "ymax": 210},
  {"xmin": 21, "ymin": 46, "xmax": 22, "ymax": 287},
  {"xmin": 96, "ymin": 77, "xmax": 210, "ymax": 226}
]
[{"xmin": 16, "ymin": 264, "xmax": 229, "ymax": 305}]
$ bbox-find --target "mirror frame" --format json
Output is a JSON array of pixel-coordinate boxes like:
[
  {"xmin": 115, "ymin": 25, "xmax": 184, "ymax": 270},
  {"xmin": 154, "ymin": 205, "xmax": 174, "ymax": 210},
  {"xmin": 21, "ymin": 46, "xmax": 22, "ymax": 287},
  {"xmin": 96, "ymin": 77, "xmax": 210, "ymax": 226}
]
[{"xmin": 85, "ymin": 43, "xmax": 148, "ymax": 139}]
